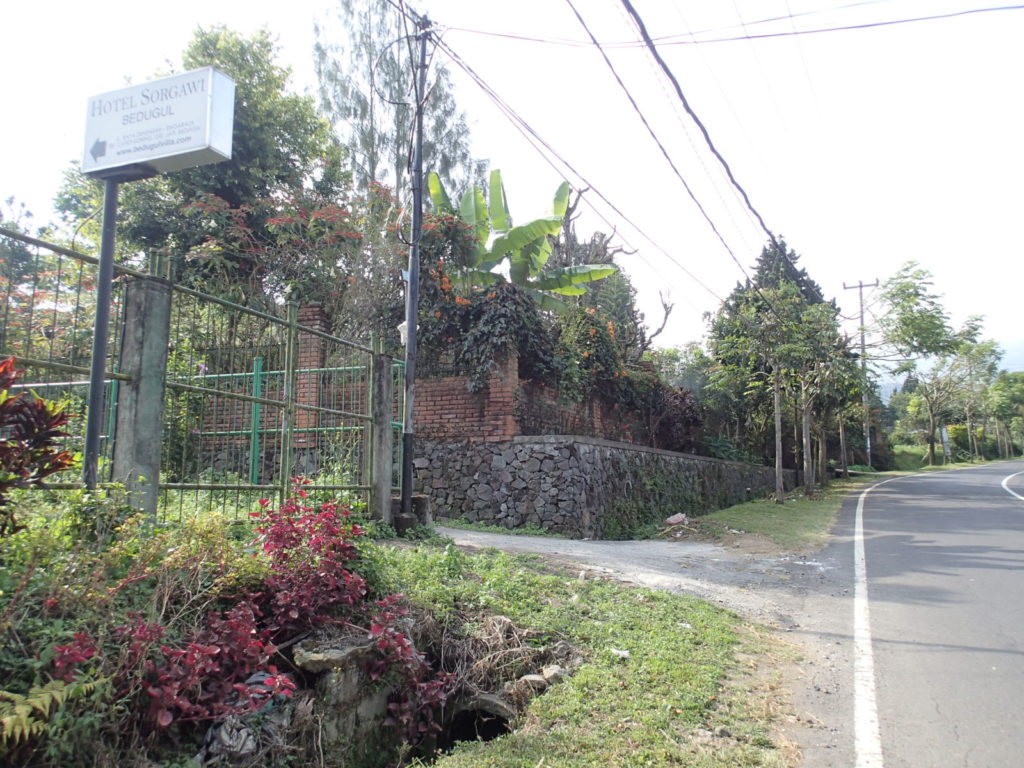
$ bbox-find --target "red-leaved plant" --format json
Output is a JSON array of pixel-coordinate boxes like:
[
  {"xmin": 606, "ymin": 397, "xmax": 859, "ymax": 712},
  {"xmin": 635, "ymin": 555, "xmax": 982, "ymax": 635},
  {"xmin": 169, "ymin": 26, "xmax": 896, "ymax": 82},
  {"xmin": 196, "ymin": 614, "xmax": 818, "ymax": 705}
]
[
  {"xmin": 0, "ymin": 356, "xmax": 76, "ymax": 537},
  {"xmin": 49, "ymin": 485, "xmax": 450, "ymax": 744},
  {"xmin": 250, "ymin": 482, "xmax": 368, "ymax": 640},
  {"xmin": 368, "ymin": 594, "xmax": 455, "ymax": 743}
]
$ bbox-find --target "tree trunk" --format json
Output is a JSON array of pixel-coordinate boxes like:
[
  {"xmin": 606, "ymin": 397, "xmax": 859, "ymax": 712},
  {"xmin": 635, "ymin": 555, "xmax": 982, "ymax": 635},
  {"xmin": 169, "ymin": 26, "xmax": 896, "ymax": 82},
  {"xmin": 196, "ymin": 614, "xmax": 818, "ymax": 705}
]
[
  {"xmin": 966, "ymin": 408, "xmax": 977, "ymax": 461},
  {"xmin": 927, "ymin": 410, "xmax": 938, "ymax": 466},
  {"xmin": 792, "ymin": 402, "xmax": 801, "ymax": 474},
  {"xmin": 817, "ymin": 425, "xmax": 828, "ymax": 487},
  {"xmin": 802, "ymin": 381, "xmax": 814, "ymax": 497},
  {"xmin": 773, "ymin": 365, "xmax": 784, "ymax": 503},
  {"xmin": 839, "ymin": 414, "xmax": 850, "ymax": 478}
]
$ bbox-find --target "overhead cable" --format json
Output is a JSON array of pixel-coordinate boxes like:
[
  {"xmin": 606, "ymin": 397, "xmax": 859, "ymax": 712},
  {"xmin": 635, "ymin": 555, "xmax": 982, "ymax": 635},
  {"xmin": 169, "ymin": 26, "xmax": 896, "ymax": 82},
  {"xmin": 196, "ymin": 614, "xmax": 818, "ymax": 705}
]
[
  {"xmin": 652, "ymin": 3, "xmax": 1024, "ymax": 45},
  {"xmin": 445, "ymin": 3, "xmax": 1024, "ymax": 48},
  {"xmin": 565, "ymin": 0, "xmax": 758, "ymax": 287},
  {"xmin": 434, "ymin": 36, "xmax": 724, "ymax": 304},
  {"xmin": 618, "ymin": 0, "xmax": 778, "ymax": 249}
]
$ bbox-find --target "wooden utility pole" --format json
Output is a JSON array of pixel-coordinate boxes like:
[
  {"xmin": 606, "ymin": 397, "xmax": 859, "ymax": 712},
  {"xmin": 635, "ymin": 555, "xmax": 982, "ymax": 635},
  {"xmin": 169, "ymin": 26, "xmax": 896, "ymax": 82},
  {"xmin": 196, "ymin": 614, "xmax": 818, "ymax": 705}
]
[{"xmin": 843, "ymin": 279, "xmax": 879, "ymax": 467}]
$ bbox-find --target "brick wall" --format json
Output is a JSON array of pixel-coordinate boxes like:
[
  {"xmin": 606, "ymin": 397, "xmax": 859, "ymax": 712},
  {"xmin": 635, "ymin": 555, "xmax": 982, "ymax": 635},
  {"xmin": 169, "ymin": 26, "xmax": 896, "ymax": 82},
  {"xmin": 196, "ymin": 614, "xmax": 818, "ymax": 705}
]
[
  {"xmin": 295, "ymin": 304, "xmax": 328, "ymax": 449},
  {"xmin": 411, "ymin": 352, "xmax": 662, "ymax": 447},
  {"xmin": 413, "ymin": 353, "xmax": 519, "ymax": 441}
]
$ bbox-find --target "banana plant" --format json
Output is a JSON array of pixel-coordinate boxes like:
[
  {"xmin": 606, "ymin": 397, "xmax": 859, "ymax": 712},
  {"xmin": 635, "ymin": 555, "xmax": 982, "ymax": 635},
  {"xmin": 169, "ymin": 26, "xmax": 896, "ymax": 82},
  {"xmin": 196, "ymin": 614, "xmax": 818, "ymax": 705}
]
[{"xmin": 427, "ymin": 170, "xmax": 616, "ymax": 312}]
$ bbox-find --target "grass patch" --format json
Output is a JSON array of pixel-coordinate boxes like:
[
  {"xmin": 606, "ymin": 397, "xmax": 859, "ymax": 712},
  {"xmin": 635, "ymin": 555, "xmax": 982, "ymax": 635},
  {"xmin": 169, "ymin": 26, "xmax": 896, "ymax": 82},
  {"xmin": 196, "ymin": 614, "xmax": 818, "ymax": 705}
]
[
  {"xmin": 372, "ymin": 543, "xmax": 796, "ymax": 768},
  {"xmin": 891, "ymin": 444, "xmax": 930, "ymax": 472},
  {"xmin": 890, "ymin": 444, "xmax": 1013, "ymax": 473},
  {"xmin": 696, "ymin": 478, "xmax": 869, "ymax": 553}
]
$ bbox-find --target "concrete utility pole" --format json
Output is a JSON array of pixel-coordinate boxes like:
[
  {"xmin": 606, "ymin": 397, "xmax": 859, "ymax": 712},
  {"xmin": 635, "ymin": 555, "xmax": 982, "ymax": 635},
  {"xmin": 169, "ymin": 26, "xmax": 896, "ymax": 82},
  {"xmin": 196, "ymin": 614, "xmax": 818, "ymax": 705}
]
[
  {"xmin": 843, "ymin": 279, "xmax": 879, "ymax": 467},
  {"xmin": 400, "ymin": 14, "xmax": 431, "ymax": 518}
]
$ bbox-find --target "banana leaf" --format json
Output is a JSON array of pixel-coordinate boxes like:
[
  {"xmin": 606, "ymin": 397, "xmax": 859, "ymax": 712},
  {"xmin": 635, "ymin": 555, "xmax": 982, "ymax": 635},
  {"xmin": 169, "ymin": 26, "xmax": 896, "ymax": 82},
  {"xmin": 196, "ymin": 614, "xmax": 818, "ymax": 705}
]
[
  {"xmin": 488, "ymin": 169, "xmax": 511, "ymax": 232},
  {"xmin": 525, "ymin": 287, "xmax": 570, "ymax": 314},
  {"xmin": 489, "ymin": 217, "xmax": 562, "ymax": 260},
  {"xmin": 459, "ymin": 186, "xmax": 490, "ymax": 249},
  {"xmin": 532, "ymin": 264, "xmax": 618, "ymax": 292},
  {"xmin": 551, "ymin": 181, "xmax": 571, "ymax": 218},
  {"xmin": 427, "ymin": 172, "xmax": 453, "ymax": 214}
]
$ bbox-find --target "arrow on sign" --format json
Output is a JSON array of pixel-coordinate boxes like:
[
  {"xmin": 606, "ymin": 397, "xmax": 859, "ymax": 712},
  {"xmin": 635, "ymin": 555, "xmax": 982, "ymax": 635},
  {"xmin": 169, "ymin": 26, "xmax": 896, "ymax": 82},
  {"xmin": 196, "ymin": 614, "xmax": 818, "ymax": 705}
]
[{"xmin": 90, "ymin": 139, "xmax": 107, "ymax": 162}]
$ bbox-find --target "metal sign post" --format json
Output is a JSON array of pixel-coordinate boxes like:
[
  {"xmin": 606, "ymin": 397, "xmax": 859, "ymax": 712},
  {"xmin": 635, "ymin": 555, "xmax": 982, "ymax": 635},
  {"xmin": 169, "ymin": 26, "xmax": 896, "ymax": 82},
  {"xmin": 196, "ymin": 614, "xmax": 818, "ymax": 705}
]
[{"xmin": 80, "ymin": 67, "xmax": 234, "ymax": 490}]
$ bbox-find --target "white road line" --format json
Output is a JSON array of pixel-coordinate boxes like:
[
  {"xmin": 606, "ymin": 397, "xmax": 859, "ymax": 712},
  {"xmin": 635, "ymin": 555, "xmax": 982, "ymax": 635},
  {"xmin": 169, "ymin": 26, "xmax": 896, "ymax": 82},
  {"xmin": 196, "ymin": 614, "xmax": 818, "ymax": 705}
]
[
  {"xmin": 854, "ymin": 480, "xmax": 889, "ymax": 768},
  {"xmin": 1002, "ymin": 471, "xmax": 1024, "ymax": 502},
  {"xmin": 851, "ymin": 465, "xmax": 1020, "ymax": 766}
]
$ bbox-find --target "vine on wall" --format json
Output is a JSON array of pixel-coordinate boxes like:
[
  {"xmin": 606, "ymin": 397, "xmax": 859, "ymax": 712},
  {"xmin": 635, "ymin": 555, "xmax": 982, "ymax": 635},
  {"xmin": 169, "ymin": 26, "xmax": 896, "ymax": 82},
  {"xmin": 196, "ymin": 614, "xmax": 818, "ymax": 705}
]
[{"xmin": 415, "ymin": 214, "xmax": 703, "ymax": 448}]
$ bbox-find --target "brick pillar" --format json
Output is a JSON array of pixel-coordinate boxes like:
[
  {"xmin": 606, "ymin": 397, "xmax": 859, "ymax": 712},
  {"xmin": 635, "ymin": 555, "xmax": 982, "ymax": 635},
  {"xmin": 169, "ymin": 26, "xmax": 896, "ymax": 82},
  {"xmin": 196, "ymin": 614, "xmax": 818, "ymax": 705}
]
[
  {"xmin": 295, "ymin": 303, "xmax": 328, "ymax": 449},
  {"xmin": 486, "ymin": 350, "xmax": 521, "ymax": 440}
]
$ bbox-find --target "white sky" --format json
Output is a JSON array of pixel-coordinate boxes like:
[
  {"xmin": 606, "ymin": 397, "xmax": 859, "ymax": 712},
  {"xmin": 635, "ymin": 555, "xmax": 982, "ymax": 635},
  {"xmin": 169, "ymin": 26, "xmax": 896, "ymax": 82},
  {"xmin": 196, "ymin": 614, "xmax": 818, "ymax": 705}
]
[{"xmin": 4, "ymin": 0, "xmax": 1023, "ymax": 370}]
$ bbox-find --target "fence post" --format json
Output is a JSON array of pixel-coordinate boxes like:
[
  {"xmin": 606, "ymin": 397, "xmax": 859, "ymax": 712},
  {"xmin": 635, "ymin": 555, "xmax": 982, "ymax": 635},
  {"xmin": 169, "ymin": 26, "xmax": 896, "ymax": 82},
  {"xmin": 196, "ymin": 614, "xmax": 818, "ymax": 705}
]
[
  {"xmin": 249, "ymin": 357, "xmax": 263, "ymax": 485},
  {"xmin": 369, "ymin": 338, "xmax": 394, "ymax": 524},
  {"xmin": 111, "ymin": 275, "xmax": 171, "ymax": 517},
  {"xmin": 279, "ymin": 301, "xmax": 298, "ymax": 502}
]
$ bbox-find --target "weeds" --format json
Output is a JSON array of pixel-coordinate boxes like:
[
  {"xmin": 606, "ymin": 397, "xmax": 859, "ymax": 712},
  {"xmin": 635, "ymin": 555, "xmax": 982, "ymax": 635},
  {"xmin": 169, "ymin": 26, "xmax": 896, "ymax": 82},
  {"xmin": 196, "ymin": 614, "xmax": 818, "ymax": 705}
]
[
  {"xmin": 375, "ymin": 545, "xmax": 795, "ymax": 768},
  {"xmin": 0, "ymin": 485, "xmax": 452, "ymax": 766}
]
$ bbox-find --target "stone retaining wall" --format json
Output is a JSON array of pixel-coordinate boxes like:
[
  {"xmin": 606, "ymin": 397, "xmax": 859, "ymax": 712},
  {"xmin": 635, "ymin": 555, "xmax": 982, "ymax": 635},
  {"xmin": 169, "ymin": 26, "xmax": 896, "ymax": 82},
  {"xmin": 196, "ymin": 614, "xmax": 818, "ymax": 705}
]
[{"xmin": 414, "ymin": 435, "xmax": 796, "ymax": 539}]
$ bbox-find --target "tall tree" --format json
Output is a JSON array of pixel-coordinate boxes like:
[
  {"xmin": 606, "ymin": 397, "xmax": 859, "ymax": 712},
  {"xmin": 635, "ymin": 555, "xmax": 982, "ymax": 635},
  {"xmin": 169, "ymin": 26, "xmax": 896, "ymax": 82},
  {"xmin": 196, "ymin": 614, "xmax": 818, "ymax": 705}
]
[
  {"xmin": 877, "ymin": 261, "xmax": 960, "ymax": 362},
  {"xmin": 710, "ymin": 281, "xmax": 811, "ymax": 500},
  {"xmin": 988, "ymin": 371, "xmax": 1024, "ymax": 457},
  {"xmin": 752, "ymin": 236, "xmax": 824, "ymax": 304},
  {"xmin": 709, "ymin": 239, "xmax": 853, "ymax": 497},
  {"xmin": 315, "ymin": 0, "xmax": 485, "ymax": 201},
  {"xmin": 950, "ymin": 339, "xmax": 1002, "ymax": 459},
  {"xmin": 908, "ymin": 358, "xmax": 966, "ymax": 466}
]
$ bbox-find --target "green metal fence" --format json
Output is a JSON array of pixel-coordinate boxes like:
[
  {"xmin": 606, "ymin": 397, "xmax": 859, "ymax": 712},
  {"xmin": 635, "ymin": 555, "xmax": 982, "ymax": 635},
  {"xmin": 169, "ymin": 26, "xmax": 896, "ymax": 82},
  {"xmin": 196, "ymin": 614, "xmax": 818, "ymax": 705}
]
[
  {"xmin": 0, "ymin": 226, "xmax": 402, "ymax": 521},
  {"xmin": 1, "ymin": 227, "xmax": 130, "ymax": 481}
]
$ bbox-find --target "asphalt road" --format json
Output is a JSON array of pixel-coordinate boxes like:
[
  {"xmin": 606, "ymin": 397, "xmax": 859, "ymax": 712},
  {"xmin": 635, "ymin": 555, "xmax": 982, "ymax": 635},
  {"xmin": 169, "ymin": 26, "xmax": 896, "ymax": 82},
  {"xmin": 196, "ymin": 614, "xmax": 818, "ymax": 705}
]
[{"xmin": 854, "ymin": 461, "xmax": 1024, "ymax": 768}]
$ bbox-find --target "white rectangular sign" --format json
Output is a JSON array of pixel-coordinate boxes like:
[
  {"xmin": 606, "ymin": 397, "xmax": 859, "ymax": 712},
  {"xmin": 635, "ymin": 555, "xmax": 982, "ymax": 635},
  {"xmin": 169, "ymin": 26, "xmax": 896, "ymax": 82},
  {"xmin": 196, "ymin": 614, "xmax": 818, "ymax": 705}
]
[{"xmin": 83, "ymin": 66, "xmax": 235, "ymax": 176}]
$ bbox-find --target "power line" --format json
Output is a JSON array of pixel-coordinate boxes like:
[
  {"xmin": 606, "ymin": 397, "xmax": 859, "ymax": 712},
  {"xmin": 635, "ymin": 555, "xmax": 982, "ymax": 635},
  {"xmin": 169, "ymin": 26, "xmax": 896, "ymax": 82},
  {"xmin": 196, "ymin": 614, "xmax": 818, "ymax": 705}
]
[
  {"xmin": 564, "ymin": 0, "xmax": 758, "ymax": 288},
  {"xmin": 444, "ymin": 3, "xmax": 1024, "ymax": 48},
  {"xmin": 432, "ymin": 36, "xmax": 724, "ymax": 305},
  {"xmin": 618, "ymin": 0, "xmax": 764, "ymax": 258},
  {"xmin": 437, "ymin": 31, "xmax": 808, "ymax": 332},
  {"xmin": 446, "ymin": 1, "xmax": 891, "ymax": 47},
  {"xmin": 666, "ymin": 2, "xmax": 774, "ymax": 229},
  {"xmin": 618, "ymin": 0, "xmax": 778, "ymax": 250},
  {"xmin": 658, "ymin": 0, "xmax": 894, "ymax": 41},
  {"xmin": 730, "ymin": 0, "xmax": 790, "ymax": 130},
  {"xmin": 657, "ymin": 3, "xmax": 1024, "ymax": 45},
  {"xmin": 784, "ymin": 0, "xmax": 823, "ymax": 117}
]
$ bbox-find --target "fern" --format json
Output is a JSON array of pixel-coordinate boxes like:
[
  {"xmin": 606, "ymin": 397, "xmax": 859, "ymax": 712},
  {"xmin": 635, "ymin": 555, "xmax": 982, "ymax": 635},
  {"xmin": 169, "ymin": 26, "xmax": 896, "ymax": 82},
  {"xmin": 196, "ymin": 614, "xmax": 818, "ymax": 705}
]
[{"xmin": 0, "ymin": 679, "xmax": 96, "ymax": 747}]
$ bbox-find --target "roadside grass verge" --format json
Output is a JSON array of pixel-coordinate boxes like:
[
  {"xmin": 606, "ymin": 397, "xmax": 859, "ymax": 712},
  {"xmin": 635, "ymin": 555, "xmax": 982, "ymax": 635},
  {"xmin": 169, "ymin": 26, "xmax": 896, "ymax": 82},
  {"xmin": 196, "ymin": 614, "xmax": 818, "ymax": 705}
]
[
  {"xmin": 695, "ymin": 478, "xmax": 870, "ymax": 553},
  {"xmin": 891, "ymin": 443, "xmax": 1017, "ymax": 473},
  {"xmin": 891, "ymin": 444, "xmax": 930, "ymax": 471},
  {"xmin": 371, "ymin": 543, "xmax": 797, "ymax": 768}
]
